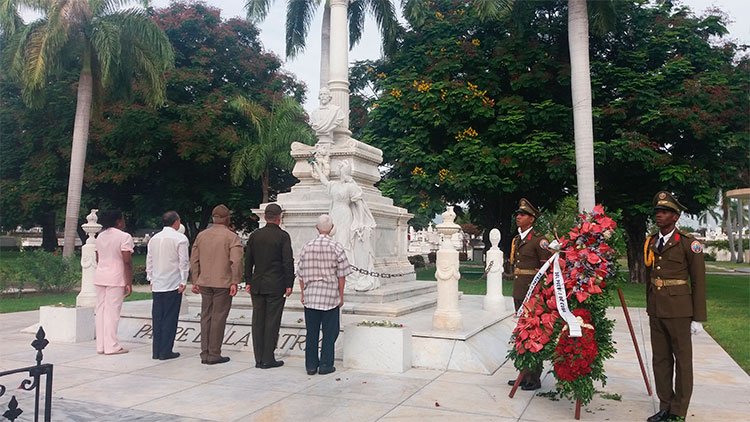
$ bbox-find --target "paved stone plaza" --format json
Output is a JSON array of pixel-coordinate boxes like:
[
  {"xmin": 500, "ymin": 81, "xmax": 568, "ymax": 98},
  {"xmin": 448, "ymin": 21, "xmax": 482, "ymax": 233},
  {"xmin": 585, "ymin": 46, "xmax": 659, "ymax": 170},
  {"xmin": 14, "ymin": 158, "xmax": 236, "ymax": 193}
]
[{"xmin": 1, "ymin": 306, "xmax": 748, "ymax": 422}]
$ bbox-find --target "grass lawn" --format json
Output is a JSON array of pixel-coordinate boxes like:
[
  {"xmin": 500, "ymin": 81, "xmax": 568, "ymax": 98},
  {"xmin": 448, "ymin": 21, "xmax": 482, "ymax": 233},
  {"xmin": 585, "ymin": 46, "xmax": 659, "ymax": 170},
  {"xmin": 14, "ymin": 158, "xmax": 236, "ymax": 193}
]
[
  {"xmin": 418, "ymin": 264, "xmax": 749, "ymax": 373},
  {"xmin": 0, "ymin": 291, "xmax": 152, "ymax": 314},
  {"xmin": 705, "ymin": 261, "xmax": 750, "ymax": 269}
]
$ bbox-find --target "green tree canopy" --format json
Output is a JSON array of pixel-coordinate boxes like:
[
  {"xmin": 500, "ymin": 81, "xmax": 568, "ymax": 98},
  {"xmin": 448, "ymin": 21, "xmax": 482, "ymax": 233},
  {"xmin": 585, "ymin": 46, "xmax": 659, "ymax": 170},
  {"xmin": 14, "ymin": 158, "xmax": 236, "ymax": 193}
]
[
  {"xmin": 84, "ymin": 2, "xmax": 307, "ymax": 238},
  {"xmin": 356, "ymin": 0, "xmax": 748, "ymax": 281}
]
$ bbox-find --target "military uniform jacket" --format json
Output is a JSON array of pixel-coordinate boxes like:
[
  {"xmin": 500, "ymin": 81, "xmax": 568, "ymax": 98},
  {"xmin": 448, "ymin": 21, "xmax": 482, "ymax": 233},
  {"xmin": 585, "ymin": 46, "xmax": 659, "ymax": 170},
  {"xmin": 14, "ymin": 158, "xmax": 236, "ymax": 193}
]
[
  {"xmin": 245, "ymin": 224, "xmax": 295, "ymax": 295},
  {"xmin": 510, "ymin": 229, "xmax": 552, "ymax": 301},
  {"xmin": 645, "ymin": 230, "xmax": 707, "ymax": 321}
]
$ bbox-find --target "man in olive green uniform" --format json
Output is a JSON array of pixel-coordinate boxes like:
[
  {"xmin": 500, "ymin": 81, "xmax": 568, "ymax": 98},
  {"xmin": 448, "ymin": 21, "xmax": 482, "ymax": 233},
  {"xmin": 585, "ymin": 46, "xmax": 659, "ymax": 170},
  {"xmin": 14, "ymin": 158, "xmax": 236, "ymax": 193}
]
[
  {"xmin": 645, "ymin": 192, "xmax": 707, "ymax": 422},
  {"xmin": 506, "ymin": 198, "xmax": 552, "ymax": 391}
]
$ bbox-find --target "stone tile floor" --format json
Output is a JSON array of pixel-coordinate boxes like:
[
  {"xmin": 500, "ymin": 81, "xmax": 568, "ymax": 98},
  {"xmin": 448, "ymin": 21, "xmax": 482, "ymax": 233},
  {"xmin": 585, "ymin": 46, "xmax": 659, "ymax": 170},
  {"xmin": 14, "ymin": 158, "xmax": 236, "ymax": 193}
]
[{"xmin": 1, "ymin": 307, "xmax": 748, "ymax": 422}]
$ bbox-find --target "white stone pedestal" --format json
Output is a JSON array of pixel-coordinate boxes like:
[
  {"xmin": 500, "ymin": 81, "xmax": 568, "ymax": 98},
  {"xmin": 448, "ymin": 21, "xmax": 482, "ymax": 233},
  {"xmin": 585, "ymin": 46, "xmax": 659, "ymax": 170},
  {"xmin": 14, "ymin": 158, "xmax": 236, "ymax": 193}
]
[
  {"xmin": 77, "ymin": 209, "xmax": 101, "ymax": 307},
  {"xmin": 483, "ymin": 228, "xmax": 506, "ymax": 312},
  {"xmin": 432, "ymin": 206, "xmax": 463, "ymax": 330},
  {"xmin": 39, "ymin": 306, "xmax": 95, "ymax": 343},
  {"xmin": 343, "ymin": 323, "xmax": 412, "ymax": 372}
]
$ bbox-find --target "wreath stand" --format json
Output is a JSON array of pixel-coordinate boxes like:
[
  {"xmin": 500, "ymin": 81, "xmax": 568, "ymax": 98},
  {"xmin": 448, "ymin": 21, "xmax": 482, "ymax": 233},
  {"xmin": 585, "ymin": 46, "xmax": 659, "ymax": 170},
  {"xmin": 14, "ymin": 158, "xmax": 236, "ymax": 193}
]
[{"xmin": 508, "ymin": 287, "xmax": 652, "ymax": 419}]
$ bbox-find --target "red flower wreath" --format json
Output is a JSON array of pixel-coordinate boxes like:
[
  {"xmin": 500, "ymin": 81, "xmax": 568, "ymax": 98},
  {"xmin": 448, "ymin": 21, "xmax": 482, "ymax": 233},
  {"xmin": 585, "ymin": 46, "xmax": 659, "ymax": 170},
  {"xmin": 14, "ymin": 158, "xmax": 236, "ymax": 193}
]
[{"xmin": 553, "ymin": 309, "xmax": 598, "ymax": 382}]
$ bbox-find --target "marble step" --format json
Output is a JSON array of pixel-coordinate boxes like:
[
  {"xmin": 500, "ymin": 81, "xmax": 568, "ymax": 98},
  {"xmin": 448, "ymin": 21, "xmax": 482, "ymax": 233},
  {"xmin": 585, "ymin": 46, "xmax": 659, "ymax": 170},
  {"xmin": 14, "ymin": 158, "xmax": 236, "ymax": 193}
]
[
  {"xmin": 187, "ymin": 285, "xmax": 440, "ymax": 317},
  {"xmin": 187, "ymin": 280, "xmax": 438, "ymax": 305}
]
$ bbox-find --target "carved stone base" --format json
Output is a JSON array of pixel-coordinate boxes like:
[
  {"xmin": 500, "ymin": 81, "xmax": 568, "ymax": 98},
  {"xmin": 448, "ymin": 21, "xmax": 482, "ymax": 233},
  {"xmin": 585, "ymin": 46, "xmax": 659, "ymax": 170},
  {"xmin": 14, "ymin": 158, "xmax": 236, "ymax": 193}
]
[{"xmin": 253, "ymin": 136, "xmax": 414, "ymax": 287}]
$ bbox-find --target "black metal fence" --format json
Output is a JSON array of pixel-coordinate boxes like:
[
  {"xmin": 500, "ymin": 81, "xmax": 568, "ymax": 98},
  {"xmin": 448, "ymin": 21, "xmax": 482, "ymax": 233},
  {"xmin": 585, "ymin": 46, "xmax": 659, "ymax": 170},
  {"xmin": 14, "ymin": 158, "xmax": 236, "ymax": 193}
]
[{"xmin": 0, "ymin": 327, "xmax": 53, "ymax": 422}]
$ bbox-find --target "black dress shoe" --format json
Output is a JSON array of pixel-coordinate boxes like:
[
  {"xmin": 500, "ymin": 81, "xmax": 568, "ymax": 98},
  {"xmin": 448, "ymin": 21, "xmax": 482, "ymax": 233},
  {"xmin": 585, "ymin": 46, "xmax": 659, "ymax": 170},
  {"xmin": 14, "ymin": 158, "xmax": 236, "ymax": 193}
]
[
  {"xmin": 255, "ymin": 362, "xmax": 262, "ymax": 368},
  {"xmin": 306, "ymin": 368, "xmax": 318, "ymax": 375},
  {"xmin": 647, "ymin": 410, "xmax": 669, "ymax": 422},
  {"xmin": 205, "ymin": 356, "xmax": 230, "ymax": 365},
  {"xmin": 259, "ymin": 360, "xmax": 284, "ymax": 369},
  {"xmin": 520, "ymin": 381, "xmax": 541, "ymax": 391},
  {"xmin": 318, "ymin": 366, "xmax": 336, "ymax": 375},
  {"xmin": 201, "ymin": 359, "xmax": 207, "ymax": 364},
  {"xmin": 159, "ymin": 352, "xmax": 181, "ymax": 360},
  {"xmin": 507, "ymin": 379, "xmax": 523, "ymax": 386}
]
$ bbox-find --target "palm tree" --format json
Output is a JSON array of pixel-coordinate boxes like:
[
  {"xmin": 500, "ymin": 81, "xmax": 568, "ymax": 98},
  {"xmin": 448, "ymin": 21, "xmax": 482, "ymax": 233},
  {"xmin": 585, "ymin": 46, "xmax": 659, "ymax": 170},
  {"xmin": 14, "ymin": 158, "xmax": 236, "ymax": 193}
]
[
  {"xmin": 2, "ymin": 0, "xmax": 174, "ymax": 258},
  {"xmin": 245, "ymin": 0, "xmax": 400, "ymax": 89},
  {"xmin": 229, "ymin": 96, "xmax": 316, "ymax": 203}
]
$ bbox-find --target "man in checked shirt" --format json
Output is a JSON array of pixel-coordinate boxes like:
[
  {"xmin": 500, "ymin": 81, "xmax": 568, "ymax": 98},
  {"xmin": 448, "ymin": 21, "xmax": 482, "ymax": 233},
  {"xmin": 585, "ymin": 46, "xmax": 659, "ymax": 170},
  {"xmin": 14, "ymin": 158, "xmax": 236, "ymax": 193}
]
[{"xmin": 297, "ymin": 214, "xmax": 353, "ymax": 375}]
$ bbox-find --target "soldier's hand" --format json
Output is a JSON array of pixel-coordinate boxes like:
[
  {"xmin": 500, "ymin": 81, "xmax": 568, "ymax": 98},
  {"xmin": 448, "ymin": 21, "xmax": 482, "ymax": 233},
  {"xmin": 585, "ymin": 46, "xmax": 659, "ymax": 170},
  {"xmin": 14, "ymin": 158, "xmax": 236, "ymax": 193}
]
[
  {"xmin": 285, "ymin": 288, "xmax": 292, "ymax": 297},
  {"xmin": 690, "ymin": 321, "xmax": 704, "ymax": 335}
]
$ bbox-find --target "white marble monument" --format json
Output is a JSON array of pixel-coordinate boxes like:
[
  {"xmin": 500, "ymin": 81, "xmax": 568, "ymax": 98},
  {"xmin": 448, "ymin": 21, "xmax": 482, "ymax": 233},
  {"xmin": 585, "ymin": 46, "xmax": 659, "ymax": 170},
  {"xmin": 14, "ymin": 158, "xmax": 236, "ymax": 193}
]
[{"xmin": 252, "ymin": 0, "xmax": 413, "ymax": 292}]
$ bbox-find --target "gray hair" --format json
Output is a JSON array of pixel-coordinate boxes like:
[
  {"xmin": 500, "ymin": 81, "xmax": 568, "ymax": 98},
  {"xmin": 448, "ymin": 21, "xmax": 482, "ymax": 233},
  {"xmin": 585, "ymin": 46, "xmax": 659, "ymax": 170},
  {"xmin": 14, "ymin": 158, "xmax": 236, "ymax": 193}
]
[
  {"xmin": 316, "ymin": 214, "xmax": 333, "ymax": 233},
  {"xmin": 162, "ymin": 211, "xmax": 180, "ymax": 227}
]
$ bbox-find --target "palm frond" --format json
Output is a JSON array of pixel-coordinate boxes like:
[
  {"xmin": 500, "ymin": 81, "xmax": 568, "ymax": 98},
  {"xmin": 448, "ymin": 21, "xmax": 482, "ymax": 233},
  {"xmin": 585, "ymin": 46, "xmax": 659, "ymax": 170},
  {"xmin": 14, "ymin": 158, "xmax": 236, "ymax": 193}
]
[
  {"xmin": 0, "ymin": 0, "xmax": 24, "ymax": 37},
  {"xmin": 285, "ymin": 0, "xmax": 317, "ymax": 58},
  {"xmin": 244, "ymin": 0, "xmax": 276, "ymax": 23},
  {"xmin": 402, "ymin": 0, "xmax": 429, "ymax": 28},
  {"xmin": 110, "ymin": 7, "xmax": 173, "ymax": 106},
  {"xmin": 90, "ymin": 18, "xmax": 121, "ymax": 88},
  {"xmin": 94, "ymin": 0, "xmax": 149, "ymax": 17},
  {"xmin": 229, "ymin": 95, "xmax": 313, "ymax": 185},
  {"xmin": 228, "ymin": 95, "xmax": 269, "ymax": 132},
  {"xmin": 364, "ymin": 0, "xmax": 401, "ymax": 55},
  {"xmin": 347, "ymin": 0, "xmax": 365, "ymax": 48},
  {"xmin": 588, "ymin": 0, "xmax": 616, "ymax": 35}
]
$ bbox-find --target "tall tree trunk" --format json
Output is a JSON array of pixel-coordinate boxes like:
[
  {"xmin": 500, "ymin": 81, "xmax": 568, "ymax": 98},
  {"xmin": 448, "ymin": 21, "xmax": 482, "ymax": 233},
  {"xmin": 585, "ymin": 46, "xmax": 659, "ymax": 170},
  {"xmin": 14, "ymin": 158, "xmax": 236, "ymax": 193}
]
[
  {"xmin": 320, "ymin": 5, "xmax": 331, "ymax": 90},
  {"xmin": 261, "ymin": 168, "xmax": 270, "ymax": 204},
  {"xmin": 41, "ymin": 211, "xmax": 58, "ymax": 252},
  {"xmin": 623, "ymin": 215, "xmax": 648, "ymax": 284},
  {"xmin": 737, "ymin": 199, "xmax": 745, "ymax": 263},
  {"xmin": 568, "ymin": 0, "xmax": 596, "ymax": 213},
  {"xmin": 722, "ymin": 193, "xmax": 736, "ymax": 261},
  {"xmin": 62, "ymin": 48, "xmax": 93, "ymax": 258}
]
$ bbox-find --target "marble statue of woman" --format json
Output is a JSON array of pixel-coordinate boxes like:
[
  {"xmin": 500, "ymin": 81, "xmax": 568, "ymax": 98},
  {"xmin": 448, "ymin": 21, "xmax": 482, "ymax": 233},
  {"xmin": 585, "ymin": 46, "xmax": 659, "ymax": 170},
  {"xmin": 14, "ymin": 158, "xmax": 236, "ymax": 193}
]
[
  {"xmin": 312, "ymin": 159, "xmax": 378, "ymax": 291},
  {"xmin": 310, "ymin": 88, "xmax": 345, "ymax": 144}
]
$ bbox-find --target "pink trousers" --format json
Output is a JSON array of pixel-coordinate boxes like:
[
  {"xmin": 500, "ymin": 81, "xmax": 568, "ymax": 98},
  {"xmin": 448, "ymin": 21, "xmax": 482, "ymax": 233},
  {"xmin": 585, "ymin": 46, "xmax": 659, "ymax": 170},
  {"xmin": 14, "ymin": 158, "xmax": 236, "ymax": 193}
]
[{"xmin": 95, "ymin": 285, "xmax": 126, "ymax": 353}]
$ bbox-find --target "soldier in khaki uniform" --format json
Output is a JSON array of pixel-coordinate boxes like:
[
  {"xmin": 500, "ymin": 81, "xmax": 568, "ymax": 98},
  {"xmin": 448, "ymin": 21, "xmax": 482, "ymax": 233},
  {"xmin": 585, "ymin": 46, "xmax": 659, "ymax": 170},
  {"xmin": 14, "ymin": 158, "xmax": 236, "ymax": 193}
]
[
  {"xmin": 645, "ymin": 192, "xmax": 707, "ymax": 422},
  {"xmin": 506, "ymin": 198, "xmax": 552, "ymax": 391}
]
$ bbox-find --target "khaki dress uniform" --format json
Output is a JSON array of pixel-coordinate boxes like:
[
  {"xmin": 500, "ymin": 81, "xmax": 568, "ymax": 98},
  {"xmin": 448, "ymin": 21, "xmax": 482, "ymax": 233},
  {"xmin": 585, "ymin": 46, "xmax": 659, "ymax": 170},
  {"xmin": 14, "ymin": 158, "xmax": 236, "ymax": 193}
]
[
  {"xmin": 645, "ymin": 192, "xmax": 707, "ymax": 419},
  {"xmin": 509, "ymin": 199, "xmax": 552, "ymax": 387}
]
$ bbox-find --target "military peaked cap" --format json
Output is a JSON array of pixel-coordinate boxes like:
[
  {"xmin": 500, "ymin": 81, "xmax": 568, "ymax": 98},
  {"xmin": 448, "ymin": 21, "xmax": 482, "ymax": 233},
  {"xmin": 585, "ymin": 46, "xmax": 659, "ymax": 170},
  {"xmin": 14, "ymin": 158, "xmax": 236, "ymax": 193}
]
[
  {"xmin": 515, "ymin": 198, "xmax": 541, "ymax": 218},
  {"xmin": 653, "ymin": 191, "xmax": 687, "ymax": 213}
]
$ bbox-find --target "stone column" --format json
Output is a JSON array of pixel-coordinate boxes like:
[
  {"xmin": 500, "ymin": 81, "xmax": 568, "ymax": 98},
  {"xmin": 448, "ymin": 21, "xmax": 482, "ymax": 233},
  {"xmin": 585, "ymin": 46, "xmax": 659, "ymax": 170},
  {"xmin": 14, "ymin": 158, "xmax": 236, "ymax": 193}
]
[
  {"xmin": 737, "ymin": 199, "xmax": 745, "ymax": 263},
  {"xmin": 76, "ymin": 209, "xmax": 101, "ymax": 307},
  {"xmin": 433, "ymin": 206, "xmax": 462, "ymax": 330},
  {"xmin": 328, "ymin": 0, "xmax": 351, "ymax": 140},
  {"xmin": 483, "ymin": 228, "xmax": 505, "ymax": 311}
]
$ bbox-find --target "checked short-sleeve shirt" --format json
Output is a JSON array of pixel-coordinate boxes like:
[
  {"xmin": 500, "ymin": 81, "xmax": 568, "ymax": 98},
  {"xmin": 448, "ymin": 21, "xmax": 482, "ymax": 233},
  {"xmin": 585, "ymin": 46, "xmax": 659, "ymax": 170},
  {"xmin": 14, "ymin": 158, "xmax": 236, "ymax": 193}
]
[{"xmin": 297, "ymin": 234, "xmax": 352, "ymax": 311}]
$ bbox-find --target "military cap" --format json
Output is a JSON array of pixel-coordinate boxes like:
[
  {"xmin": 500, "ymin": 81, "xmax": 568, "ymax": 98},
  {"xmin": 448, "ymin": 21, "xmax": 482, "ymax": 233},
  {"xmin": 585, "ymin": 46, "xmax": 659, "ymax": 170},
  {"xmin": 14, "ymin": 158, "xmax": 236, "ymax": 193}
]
[
  {"xmin": 515, "ymin": 198, "xmax": 541, "ymax": 218},
  {"xmin": 212, "ymin": 204, "xmax": 231, "ymax": 218},
  {"xmin": 264, "ymin": 203, "xmax": 283, "ymax": 217},
  {"xmin": 653, "ymin": 191, "xmax": 686, "ymax": 213}
]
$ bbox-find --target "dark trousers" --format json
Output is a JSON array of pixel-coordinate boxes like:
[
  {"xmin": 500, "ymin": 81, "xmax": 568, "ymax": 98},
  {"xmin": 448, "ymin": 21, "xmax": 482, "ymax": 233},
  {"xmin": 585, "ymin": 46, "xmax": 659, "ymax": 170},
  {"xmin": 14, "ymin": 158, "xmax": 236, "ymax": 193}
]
[
  {"xmin": 513, "ymin": 298, "xmax": 542, "ymax": 384},
  {"xmin": 650, "ymin": 316, "xmax": 693, "ymax": 417},
  {"xmin": 199, "ymin": 286, "xmax": 233, "ymax": 361},
  {"xmin": 304, "ymin": 306, "xmax": 340, "ymax": 371},
  {"xmin": 151, "ymin": 289, "xmax": 182, "ymax": 359},
  {"xmin": 251, "ymin": 293, "xmax": 286, "ymax": 365}
]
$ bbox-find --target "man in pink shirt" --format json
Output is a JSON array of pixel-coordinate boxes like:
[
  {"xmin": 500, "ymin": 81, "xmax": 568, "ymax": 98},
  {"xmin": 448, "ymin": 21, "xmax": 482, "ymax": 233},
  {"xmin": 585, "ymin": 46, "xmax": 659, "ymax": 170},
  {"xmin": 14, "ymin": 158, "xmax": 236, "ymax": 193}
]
[{"xmin": 94, "ymin": 209, "xmax": 134, "ymax": 355}]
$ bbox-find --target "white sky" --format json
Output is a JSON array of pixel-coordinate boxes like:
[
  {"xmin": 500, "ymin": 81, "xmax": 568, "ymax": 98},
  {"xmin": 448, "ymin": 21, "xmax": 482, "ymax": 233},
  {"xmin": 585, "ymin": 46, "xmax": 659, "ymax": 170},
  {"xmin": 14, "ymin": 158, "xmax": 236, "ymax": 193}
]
[{"xmin": 149, "ymin": 0, "xmax": 749, "ymax": 113}]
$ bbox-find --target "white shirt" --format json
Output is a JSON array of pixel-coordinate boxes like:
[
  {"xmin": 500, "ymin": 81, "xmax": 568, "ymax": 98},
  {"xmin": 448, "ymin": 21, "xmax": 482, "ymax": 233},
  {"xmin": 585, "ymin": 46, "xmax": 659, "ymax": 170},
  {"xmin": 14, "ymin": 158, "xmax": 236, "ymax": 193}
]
[
  {"xmin": 146, "ymin": 226, "xmax": 190, "ymax": 292},
  {"xmin": 658, "ymin": 228, "xmax": 676, "ymax": 248},
  {"xmin": 518, "ymin": 226, "xmax": 533, "ymax": 240}
]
